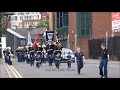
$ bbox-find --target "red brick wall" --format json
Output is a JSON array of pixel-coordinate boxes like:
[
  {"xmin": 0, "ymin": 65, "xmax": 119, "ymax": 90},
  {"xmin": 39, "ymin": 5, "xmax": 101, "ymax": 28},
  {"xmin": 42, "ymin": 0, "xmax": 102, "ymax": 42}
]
[
  {"xmin": 92, "ymin": 12, "xmax": 112, "ymax": 39},
  {"xmin": 77, "ymin": 38, "xmax": 89, "ymax": 59},
  {"xmin": 68, "ymin": 12, "xmax": 76, "ymax": 51},
  {"xmin": 48, "ymin": 12, "xmax": 54, "ymax": 31},
  {"xmin": 68, "ymin": 12, "xmax": 89, "ymax": 58},
  {"xmin": 40, "ymin": 12, "xmax": 49, "ymax": 21}
]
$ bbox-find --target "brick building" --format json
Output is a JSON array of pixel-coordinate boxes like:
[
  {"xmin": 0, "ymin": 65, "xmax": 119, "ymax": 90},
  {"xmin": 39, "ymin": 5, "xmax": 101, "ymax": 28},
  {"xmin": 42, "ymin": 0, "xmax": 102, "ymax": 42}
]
[
  {"xmin": 49, "ymin": 12, "xmax": 120, "ymax": 59},
  {"xmin": 40, "ymin": 12, "xmax": 49, "ymax": 21},
  {"xmin": 9, "ymin": 12, "xmax": 49, "ymax": 29}
]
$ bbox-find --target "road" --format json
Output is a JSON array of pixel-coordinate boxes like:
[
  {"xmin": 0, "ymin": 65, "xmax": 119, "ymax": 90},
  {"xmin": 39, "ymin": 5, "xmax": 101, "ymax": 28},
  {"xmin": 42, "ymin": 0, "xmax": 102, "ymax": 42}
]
[{"xmin": 0, "ymin": 58, "xmax": 120, "ymax": 78}]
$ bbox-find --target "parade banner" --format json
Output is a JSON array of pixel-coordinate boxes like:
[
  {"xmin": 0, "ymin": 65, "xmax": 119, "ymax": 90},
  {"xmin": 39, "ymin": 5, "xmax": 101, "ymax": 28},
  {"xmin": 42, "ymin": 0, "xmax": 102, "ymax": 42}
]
[
  {"xmin": 112, "ymin": 12, "xmax": 120, "ymax": 32},
  {"xmin": 33, "ymin": 32, "xmax": 40, "ymax": 49},
  {"xmin": 46, "ymin": 31, "xmax": 54, "ymax": 42}
]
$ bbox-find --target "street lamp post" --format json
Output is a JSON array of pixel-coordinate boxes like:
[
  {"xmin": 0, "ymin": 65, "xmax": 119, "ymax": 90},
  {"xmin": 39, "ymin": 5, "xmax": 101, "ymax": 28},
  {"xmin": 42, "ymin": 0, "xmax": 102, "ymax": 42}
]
[
  {"xmin": 106, "ymin": 31, "xmax": 108, "ymax": 49},
  {"xmin": 72, "ymin": 30, "xmax": 74, "ymax": 51}
]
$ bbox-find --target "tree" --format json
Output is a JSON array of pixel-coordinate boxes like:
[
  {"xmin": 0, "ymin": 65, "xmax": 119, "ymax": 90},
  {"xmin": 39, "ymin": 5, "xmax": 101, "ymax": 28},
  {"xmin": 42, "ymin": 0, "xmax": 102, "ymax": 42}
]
[
  {"xmin": 36, "ymin": 20, "xmax": 49, "ymax": 29},
  {"xmin": 0, "ymin": 12, "xmax": 4, "ymax": 37},
  {"xmin": 0, "ymin": 12, "xmax": 13, "ymax": 37}
]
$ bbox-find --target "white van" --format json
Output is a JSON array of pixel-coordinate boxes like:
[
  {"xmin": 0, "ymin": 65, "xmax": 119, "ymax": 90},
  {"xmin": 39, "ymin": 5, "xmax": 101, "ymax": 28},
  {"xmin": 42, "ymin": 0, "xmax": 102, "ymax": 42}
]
[{"xmin": 61, "ymin": 48, "xmax": 75, "ymax": 62}]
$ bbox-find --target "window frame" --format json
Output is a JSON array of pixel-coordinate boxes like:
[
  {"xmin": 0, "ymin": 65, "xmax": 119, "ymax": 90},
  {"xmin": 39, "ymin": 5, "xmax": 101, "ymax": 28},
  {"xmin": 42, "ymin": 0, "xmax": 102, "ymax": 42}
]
[{"xmin": 76, "ymin": 12, "xmax": 92, "ymax": 37}]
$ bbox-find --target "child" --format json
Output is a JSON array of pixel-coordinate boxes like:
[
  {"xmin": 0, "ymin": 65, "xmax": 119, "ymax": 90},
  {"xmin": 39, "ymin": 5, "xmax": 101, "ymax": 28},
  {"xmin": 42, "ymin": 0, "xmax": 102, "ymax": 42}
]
[
  {"xmin": 67, "ymin": 52, "xmax": 72, "ymax": 70},
  {"xmin": 35, "ymin": 53, "xmax": 42, "ymax": 68},
  {"xmin": 55, "ymin": 52, "xmax": 61, "ymax": 70}
]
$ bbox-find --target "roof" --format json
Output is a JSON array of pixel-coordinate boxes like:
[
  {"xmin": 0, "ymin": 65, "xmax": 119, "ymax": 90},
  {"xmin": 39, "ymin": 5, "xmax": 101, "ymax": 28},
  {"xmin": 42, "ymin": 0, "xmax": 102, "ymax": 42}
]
[
  {"xmin": 12, "ymin": 28, "xmax": 46, "ymax": 39},
  {"xmin": 7, "ymin": 28, "xmax": 26, "ymax": 38}
]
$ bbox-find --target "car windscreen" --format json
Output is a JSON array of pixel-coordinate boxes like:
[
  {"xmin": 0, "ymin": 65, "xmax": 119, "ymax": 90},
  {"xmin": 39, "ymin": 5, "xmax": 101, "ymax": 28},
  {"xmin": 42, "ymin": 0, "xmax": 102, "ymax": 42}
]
[{"xmin": 62, "ymin": 49, "xmax": 73, "ymax": 54}]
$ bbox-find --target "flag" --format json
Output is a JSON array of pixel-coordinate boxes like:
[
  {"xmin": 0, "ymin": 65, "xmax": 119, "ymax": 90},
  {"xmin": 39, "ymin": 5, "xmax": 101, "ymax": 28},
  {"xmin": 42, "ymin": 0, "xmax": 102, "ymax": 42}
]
[
  {"xmin": 27, "ymin": 32, "xmax": 32, "ymax": 45},
  {"xmin": 33, "ymin": 32, "xmax": 40, "ymax": 49}
]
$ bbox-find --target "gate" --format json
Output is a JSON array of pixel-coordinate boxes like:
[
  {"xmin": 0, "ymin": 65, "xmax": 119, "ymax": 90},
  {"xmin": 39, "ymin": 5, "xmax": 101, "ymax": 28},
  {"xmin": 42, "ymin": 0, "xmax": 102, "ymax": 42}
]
[{"xmin": 88, "ymin": 36, "xmax": 120, "ymax": 61}]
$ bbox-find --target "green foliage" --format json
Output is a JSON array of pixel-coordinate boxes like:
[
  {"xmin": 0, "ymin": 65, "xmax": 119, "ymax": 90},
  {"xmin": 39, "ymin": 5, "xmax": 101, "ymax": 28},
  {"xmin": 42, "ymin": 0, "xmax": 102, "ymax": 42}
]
[
  {"xmin": 36, "ymin": 20, "xmax": 49, "ymax": 29},
  {"xmin": 0, "ymin": 12, "xmax": 4, "ymax": 37}
]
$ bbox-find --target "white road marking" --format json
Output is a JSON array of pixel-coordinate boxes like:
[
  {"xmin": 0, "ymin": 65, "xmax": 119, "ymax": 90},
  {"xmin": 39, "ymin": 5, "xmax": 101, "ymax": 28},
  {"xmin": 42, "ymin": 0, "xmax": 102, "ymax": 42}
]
[
  {"xmin": 10, "ymin": 65, "xmax": 23, "ymax": 78},
  {"xmin": 3, "ymin": 63, "xmax": 12, "ymax": 78},
  {"xmin": 6, "ymin": 64, "xmax": 18, "ymax": 78}
]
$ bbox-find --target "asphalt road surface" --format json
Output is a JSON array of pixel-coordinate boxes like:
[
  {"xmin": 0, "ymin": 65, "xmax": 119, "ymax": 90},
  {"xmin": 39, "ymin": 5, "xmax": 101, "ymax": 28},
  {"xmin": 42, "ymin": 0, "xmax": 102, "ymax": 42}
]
[{"xmin": 0, "ymin": 58, "xmax": 120, "ymax": 78}]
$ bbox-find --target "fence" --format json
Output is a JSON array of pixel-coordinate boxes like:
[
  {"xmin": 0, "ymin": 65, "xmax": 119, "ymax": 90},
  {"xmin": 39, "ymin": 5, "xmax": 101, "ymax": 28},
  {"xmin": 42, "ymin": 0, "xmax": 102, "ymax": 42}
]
[{"xmin": 88, "ymin": 36, "xmax": 120, "ymax": 61}]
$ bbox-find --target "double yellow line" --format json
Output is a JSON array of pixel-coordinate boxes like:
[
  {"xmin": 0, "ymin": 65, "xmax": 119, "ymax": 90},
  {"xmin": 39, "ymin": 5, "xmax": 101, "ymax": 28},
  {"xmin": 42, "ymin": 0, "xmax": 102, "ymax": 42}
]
[{"xmin": 3, "ymin": 63, "xmax": 23, "ymax": 78}]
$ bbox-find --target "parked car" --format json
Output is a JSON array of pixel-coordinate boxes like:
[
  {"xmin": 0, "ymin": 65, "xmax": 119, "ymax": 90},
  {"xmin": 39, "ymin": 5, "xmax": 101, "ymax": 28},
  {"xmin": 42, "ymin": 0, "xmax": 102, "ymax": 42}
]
[{"xmin": 61, "ymin": 48, "xmax": 75, "ymax": 63}]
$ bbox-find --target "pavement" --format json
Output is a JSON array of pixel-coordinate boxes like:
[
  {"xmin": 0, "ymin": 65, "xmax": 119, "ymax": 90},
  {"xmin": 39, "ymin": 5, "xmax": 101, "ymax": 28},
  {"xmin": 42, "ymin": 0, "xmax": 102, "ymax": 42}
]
[{"xmin": 0, "ymin": 58, "xmax": 120, "ymax": 78}]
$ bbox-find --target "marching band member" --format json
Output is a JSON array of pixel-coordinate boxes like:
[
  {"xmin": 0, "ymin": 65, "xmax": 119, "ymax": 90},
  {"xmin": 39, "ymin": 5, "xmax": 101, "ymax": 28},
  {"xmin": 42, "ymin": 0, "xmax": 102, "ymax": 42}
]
[
  {"xmin": 6, "ymin": 47, "xmax": 14, "ymax": 65},
  {"xmin": 19, "ymin": 47, "xmax": 23, "ymax": 62},
  {"xmin": 55, "ymin": 51, "xmax": 61, "ymax": 70},
  {"xmin": 29, "ymin": 43, "xmax": 35, "ymax": 66},
  {"xmin": 42, "ymin": 44, "xmax": 47, "ymax": 63},
  {"xmin": 66, "ymin": 52, "xmax": 72, "ymax": 70},
  {"xmin": 35, "ymin": 43, "xmax": 43, "ymax": 65},
  {"xmin": 24, "ymin": 45, "xmax": 29, "ymax": 64},
  {"xmin": 3, "ymin": 48, "xmax": 8, "ymax": 63},
  {"xmin": 54, "ymin": 42, "xmax": 62, "ymax": 66},
  {"xmin": 46, "ymin": 40, "xmax": 56, "ymax": 66},
  {"xmin": 21, "ymin": 46, "xmax": 26, "ymax": 62},
  {"xmin": 16, "ymin": 46, "xmax": 21, "ymax": 62},
  {"xmin": 35, "ymin": 53, "xmax": 42, "ymax": 68}
]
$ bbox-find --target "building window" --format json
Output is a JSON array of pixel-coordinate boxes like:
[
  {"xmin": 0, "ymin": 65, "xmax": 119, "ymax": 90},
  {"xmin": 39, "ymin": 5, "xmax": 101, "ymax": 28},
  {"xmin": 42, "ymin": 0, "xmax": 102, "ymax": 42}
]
[
  {"xmin": 15, "ymin": 16, "xmax": 17, "ymax": 20},
  {"xmin": 19, "ymin": 22, "xmax": 20, "ymax": 26},
  {"xmin": 20, "ymin": 12, "xmax": 22, "ymax": 15},
  {"xmin": 37, "ymin": 15, "xmax": 39, "ymax": 19},
  {"xmin": 32, "ymin": 16, "xmax": 34, "ymax": 20},
  {"xmin": 60, "ymin": 16, "xmax": 63, "ymax": 27},
  {"xmin": 20, "ymin": 16, "xmax": 22, "ymax": 20},
  {"xmin": 76, "ymin": 12, "xmax": 92, "ymax": 37},
  {"xmin": 24, "ymin": 16, "xmax": 26, "ymax": 20},
  {"xmin": 29, "ymin": 22, "xmax": 31, "ymax": 25},
  {"xmin": 29, "ymin": 16, "xmax": 31, "ymax": 20},
  {"xmin": 42, "ymin": 16, "xmax": 46, "ymax": 20},
  {"xmin": 63, "ymin": 12, "xmax": 68, "ymax": 26},
  {"xmin": 60, "ymin": 12, "xmax": 62, "ymax": 16},
  {"xmin": 57, "ymin": 12, "xmax": 60, "ymax": 29},
  {"xmin": 57, "ymin": 12, "xmax": 68, "ymax": 28},
  {"xmin": 57, "ymin": 18, "xmax": 59, "ymax": 29},
  {"xmin": 27, "ymin": 16, "xmax": 28, "ymax": 20}
]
